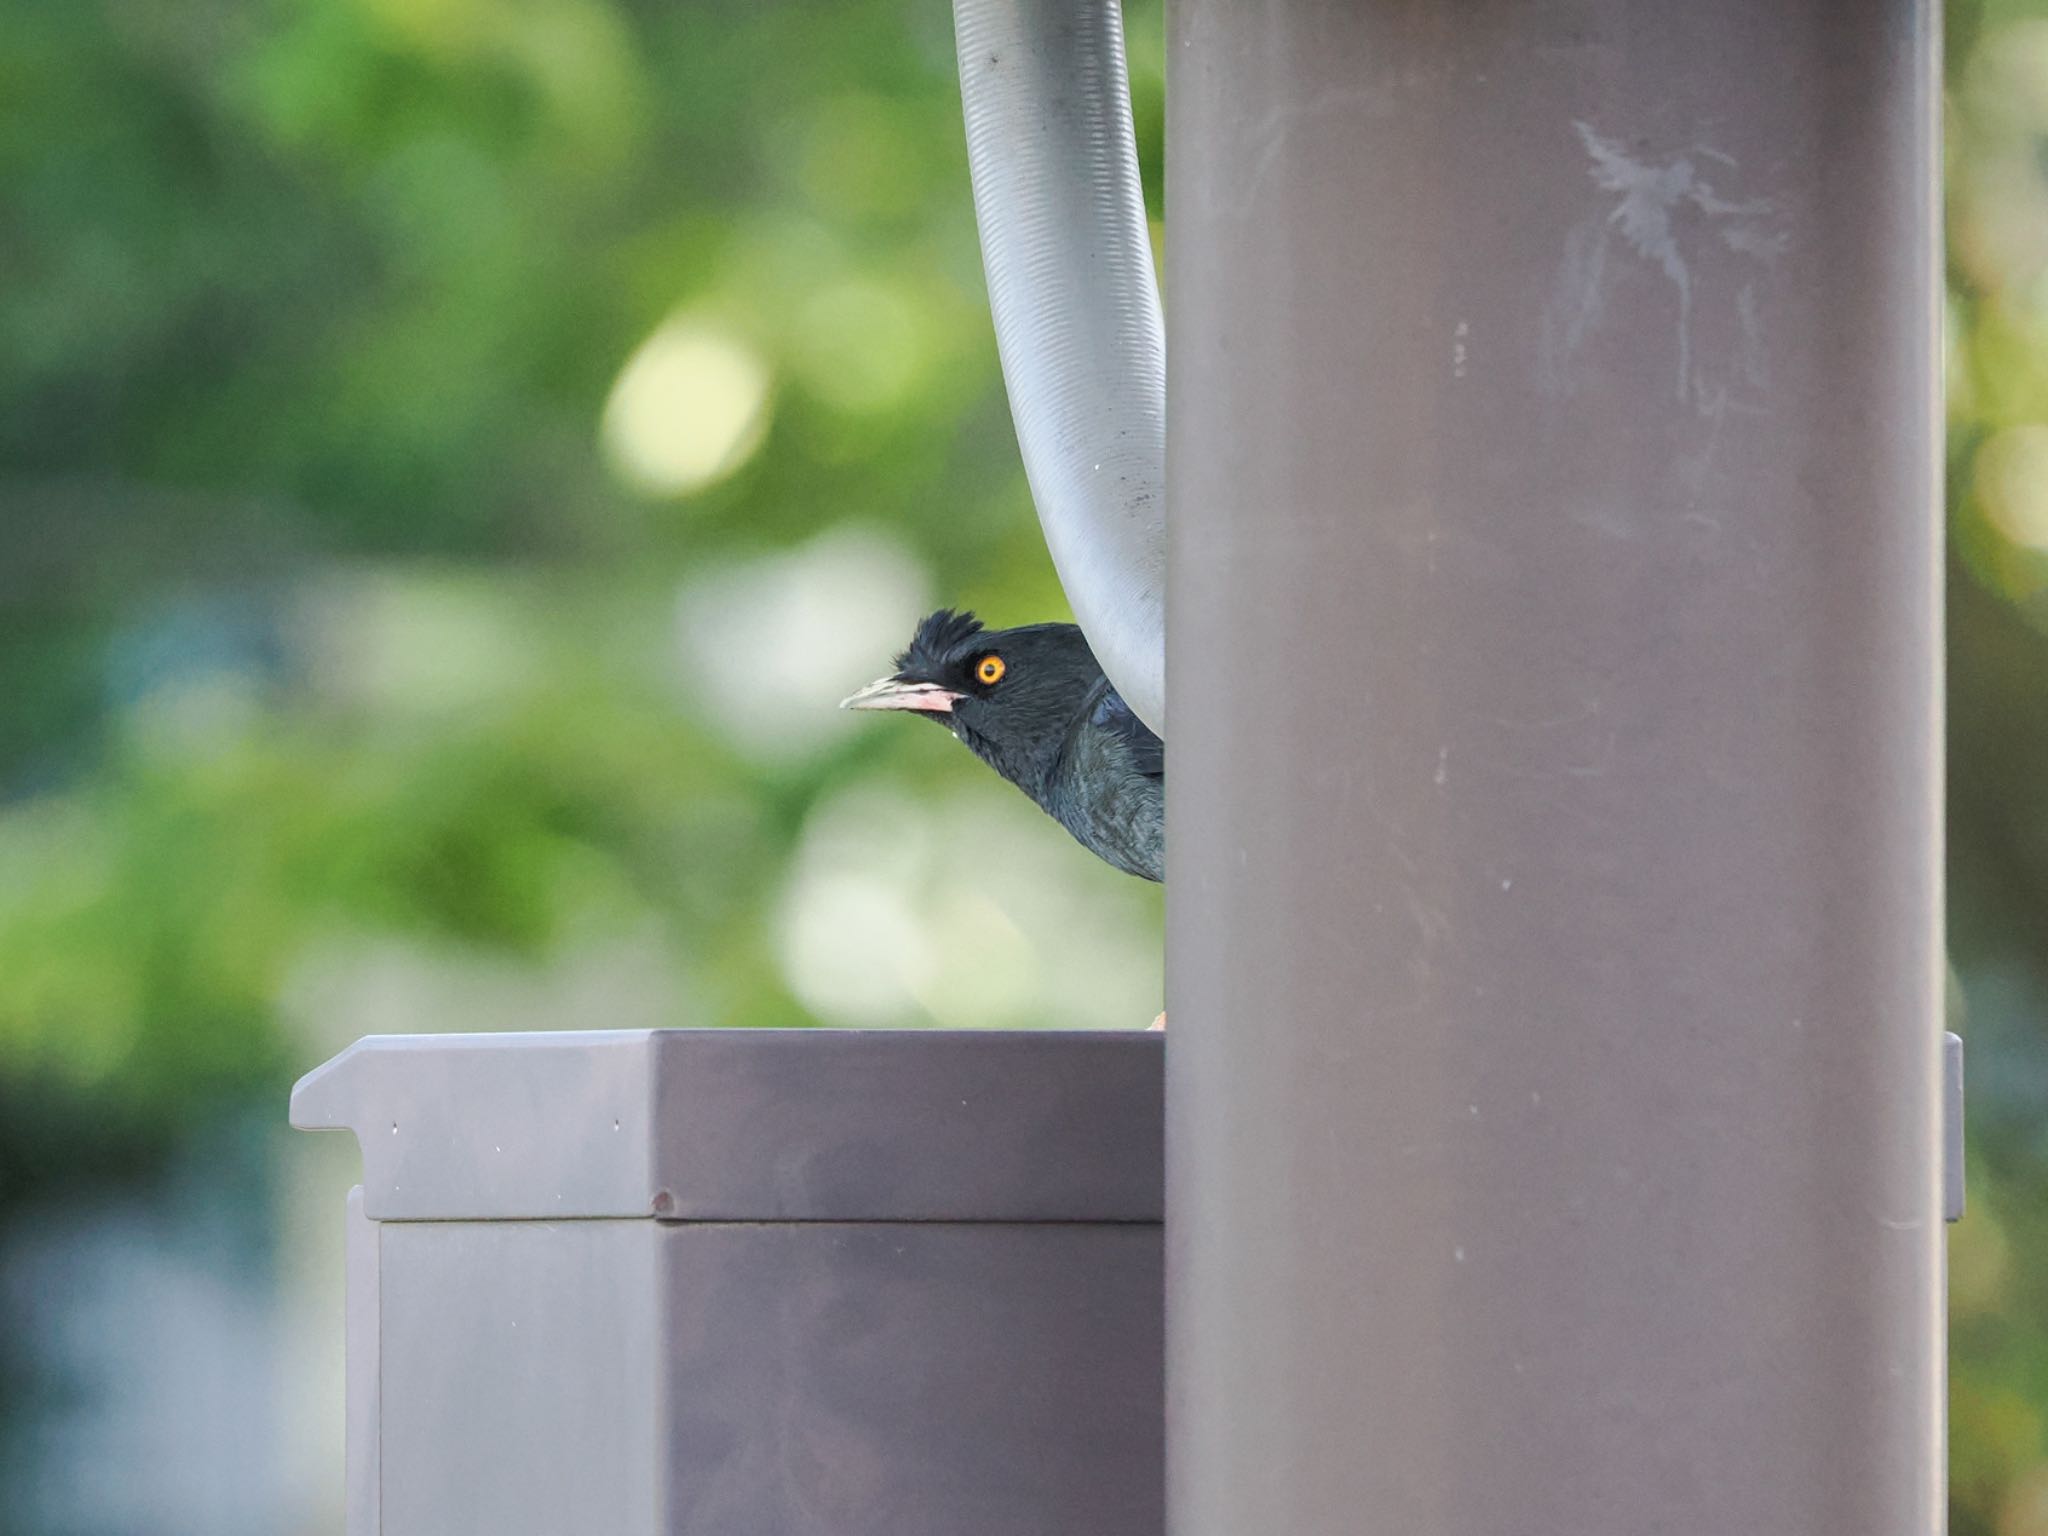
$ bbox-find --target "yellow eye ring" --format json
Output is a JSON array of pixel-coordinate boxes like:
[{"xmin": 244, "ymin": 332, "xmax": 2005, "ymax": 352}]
[{"xmin": 975, "ymin": 655, "xmax": 1006, "ymax": 686}]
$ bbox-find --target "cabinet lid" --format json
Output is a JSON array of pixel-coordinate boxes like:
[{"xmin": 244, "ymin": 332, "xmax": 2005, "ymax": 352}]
[{"xmin": 291, "ymin": 1030, "xmax": 1162, "ymax": 1224}]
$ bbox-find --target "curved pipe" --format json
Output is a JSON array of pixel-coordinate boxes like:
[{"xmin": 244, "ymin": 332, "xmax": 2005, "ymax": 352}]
[{"xmin": 952, "ymin": 0, "xmax": 1167, "ymax": 734}]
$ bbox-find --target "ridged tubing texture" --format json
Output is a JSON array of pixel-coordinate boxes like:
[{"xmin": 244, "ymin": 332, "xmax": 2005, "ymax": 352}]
[{"xmin": 952, "ymin": 0, "xmax": 1167, "ymax": 734}]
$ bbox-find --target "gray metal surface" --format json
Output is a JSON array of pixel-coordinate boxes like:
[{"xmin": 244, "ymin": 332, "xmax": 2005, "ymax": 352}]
[
  {"xmin": 1166, "ymin": 2, "xmax": 1945, "ymax": 1533},
  {"xmin": 378, "ymin": 1219, "xmax": 664, "ymax": 1536},
  {"xmin": 345, "ymin": 1189, "xmax": 380, "ymax": 1536},
  {"xmin": 1946, "ymin": 1031, "xmax": 1966, "ymax": 1223},
  {"xmin": 293, "ymin": 1029, "xmax": 1163, "ymax": 1222},
  {"xmin": 299, "ymin": 1029, "xmax": 1166, "ymax": 1535},
  {"xmin": 368, "ymin": 1220, "xmax": 1161, "ymax": 1536},
  {"xmin": 658, "ymin": 1223, "xmax": 1161, "ymax": 1535}
]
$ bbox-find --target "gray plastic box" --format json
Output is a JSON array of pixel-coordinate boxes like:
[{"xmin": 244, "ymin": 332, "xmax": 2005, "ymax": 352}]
[{"xmin": 292, "ymin": 1029, "xmax": 1164, "ymax": 1536}]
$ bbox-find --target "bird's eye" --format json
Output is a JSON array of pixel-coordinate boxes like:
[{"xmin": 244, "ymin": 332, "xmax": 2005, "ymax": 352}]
[{"xmin": 975, "ymin": 655, "xmax": 1006, "ymax": 686}]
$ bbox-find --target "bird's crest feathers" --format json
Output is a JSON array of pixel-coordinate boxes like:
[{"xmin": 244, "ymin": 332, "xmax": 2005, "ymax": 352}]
[{"xmin": 897, "ymin": 608, "xmax": 986, "ymax": 675}]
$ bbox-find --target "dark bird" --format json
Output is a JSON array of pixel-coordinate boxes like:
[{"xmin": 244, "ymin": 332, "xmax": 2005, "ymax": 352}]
[{"xmin": 842, "ymin": 610, "xmax": 1164, "ymax": 884}]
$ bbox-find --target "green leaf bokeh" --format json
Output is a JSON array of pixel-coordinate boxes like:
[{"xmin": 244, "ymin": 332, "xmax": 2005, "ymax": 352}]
[{"xmin": 1, "ymin": 0, "xmax": 2046, "ymax": 1529}]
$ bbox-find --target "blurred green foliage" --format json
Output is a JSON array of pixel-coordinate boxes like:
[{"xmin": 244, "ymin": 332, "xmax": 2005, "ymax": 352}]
[
  {"xmin": 1952, "ymin": 4, "xmax": 2048, "ymax": 1530},
  {"xmin": 1, "ymin": 0, "xmax": 2047, "ymax": 1528},
  {"xmin": 0, "ymin": 0, "xmax": 1169, "ymax": 1149}
]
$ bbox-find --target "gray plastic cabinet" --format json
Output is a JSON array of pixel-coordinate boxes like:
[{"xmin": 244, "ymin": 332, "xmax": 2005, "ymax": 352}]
[{"xmin": 291, "ymin": 1029, "xmax": 1164, "ymax": 1536}]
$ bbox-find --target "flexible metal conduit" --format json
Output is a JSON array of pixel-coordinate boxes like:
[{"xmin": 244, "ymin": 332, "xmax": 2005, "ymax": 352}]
[{"xmin": 951, "ymin": 0, "xmax": 1167, "ymax": 735}]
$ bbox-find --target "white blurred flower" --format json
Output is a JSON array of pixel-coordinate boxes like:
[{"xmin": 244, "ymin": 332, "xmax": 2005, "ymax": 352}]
[
  {"xmin": 675, "ymin": 526, "xmax": 931, "ymax": 760},
  {"xmin": 776, "ymin": 776, "xmax": 1162, "ymax": 1030}
]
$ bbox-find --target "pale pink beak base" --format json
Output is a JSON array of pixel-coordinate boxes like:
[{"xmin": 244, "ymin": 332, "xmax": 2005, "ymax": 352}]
[{"xmin": 840, "ymin": 677, "xmax": 963, "ymax": 715}]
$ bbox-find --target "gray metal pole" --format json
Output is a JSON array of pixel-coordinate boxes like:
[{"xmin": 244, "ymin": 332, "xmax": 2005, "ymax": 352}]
[{"xmin": 1165, "ymin": 3, "xmax": 1944, "ymax": 1533}]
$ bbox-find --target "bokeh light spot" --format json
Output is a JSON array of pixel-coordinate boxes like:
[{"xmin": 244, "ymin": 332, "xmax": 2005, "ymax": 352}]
[
  {"xmin": 602, "ymin": 315, "xmax": 772, "ymax": 497},
  {"xmin": 1976, "ymin": 423, "xmax": 2048, "ymax": 552},
  {"xmin": 775, "ymin": 777, "xmax": 1161, "ymax": 1031}
]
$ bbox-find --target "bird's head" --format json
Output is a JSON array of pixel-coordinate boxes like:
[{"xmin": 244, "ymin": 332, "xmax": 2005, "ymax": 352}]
[{"xmin": 841, "ymin": 609, "xmax": 1106, "ymax": 786}]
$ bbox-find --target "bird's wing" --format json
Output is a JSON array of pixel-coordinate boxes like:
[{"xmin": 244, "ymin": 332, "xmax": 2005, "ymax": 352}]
[{"xmin": 1089, "ymin": 685, "xmax": 1164, "ymax": 779}]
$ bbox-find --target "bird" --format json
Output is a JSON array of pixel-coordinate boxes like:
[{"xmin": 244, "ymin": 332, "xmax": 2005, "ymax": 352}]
[{"xmin": 843, "ymin": 610, "xmax": 1165, "ymax": 1028}]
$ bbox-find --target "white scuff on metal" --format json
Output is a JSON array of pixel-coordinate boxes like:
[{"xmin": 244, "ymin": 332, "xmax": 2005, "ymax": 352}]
[{"xmin": 1540, "ymin": 122, "xmax": 1789, "ymax": 411}]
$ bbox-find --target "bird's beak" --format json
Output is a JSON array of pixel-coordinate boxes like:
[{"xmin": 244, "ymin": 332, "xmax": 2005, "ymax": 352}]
[{"xmin": 839, "ymin": 675, "xmax": 962, "ymax": 715}]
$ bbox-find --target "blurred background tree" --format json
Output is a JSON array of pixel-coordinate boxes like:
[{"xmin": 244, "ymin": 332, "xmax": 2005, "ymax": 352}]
[
  {"xmin": 0, "ymin": 2, "xmax": 1164, "ymax": 1526},
  {"xmin": 1951, "ymin": 7, "xmax": 2048, "ymax": 1532},
  {"xmin": 0, "ymin": 0, "xmax": 2038, "ymax": 1530}
]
